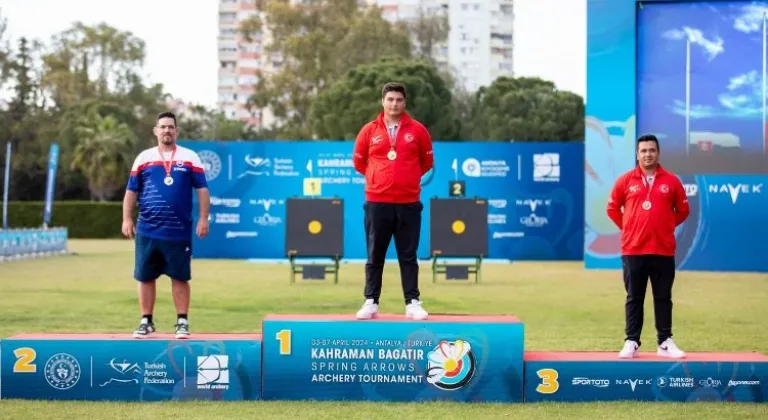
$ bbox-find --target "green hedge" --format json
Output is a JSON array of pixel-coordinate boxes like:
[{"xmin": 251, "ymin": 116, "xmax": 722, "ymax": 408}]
[{"xmin": 4, "ymin": 201, "xmax": 137, "ymax": 238}]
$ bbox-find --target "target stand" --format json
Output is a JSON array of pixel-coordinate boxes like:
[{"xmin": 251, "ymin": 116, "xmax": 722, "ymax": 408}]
[
  {"xmin": 285, "ymin": 198, "xmax": 344, "ymax": 284},
  {"xmin": 429, "ymin": 197, "xmax": 488, "ymax": 283}
]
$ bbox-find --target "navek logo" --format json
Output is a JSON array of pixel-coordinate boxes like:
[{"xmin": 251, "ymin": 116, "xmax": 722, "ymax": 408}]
[
  {"xmin": 709, "ymin": 183, "xmax": 762, "ymax": 204},
  {"xmin": 615, "ymin": 378, "xmax": 652, "ymax": 392}
]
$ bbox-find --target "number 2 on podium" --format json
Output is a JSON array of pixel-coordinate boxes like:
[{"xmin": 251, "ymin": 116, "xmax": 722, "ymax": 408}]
[
  {"xmin": 276, "ymin": 329, "xmax": 292, "ymax": 355},
  {"xmin": 13, "ymin": 347, "xmax": 37, "ymax": 373}
]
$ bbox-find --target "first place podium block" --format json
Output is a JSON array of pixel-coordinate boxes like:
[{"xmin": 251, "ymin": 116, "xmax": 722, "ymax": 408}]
[
  {"xmin": 261, "ymin": 314, "xmax": 524, "ymax": 402},
  {"xmin": 524, "ymin": 351, "xmax": 768, "ymax": 403},
  {"xmin": 0, "ymin": 333, "xmax": 263, "ymax": 401}
]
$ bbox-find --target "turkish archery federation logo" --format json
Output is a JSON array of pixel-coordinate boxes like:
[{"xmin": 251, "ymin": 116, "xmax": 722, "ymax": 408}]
[
  {"xmin": 426, "ymin": 339, "xmax": 476, "ymax": 391},
  {"xmin": 197, "ymin": 355, "xmax": 229, "ymax": 390}
]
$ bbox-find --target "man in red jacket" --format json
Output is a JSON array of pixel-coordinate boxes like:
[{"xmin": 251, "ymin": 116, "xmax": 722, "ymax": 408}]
[
  {"xmin": 606, "ymin": 134, "xmax": 690, "ymax": 359},
  {"xmin": 352, "ymin": 82, "xmax": 434, "ymax": 320}
]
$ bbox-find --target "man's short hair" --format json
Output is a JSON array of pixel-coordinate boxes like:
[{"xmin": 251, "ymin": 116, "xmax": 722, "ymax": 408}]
[
  {"xmin": 381, "ymin": 82, "xmax": 407, "ymax": 100},
  {"xmin": 636, "ymin": 134, "xmax": 659, "ymax": 151},
  {"xmin": 157, "ymin": 111, "xmax": 177, "ymax": 126}
]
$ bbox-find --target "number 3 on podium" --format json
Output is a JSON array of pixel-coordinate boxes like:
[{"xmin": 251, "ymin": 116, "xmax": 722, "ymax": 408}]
[
  {"xmin": 276, "ymin": 329, "xmax": 292, "ymax": 355},
  {"xmin": 535, "ymin": 368, "xmax": 559, "ymax": 394},
  {"xmin": 13, "ymin": 347, "xmax": 37, "ymax": 373}
]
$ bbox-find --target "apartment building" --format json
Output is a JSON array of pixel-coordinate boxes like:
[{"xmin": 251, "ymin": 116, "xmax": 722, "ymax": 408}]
[
  {"xmin": 218, "ymin": 0, "xmax": 268, "ymax": 128},
  {"xmin": 372, "ymin": 0, "xmax": 515, "ymax": 92},
  {"xmin": 217, "ymin": 0, "xmax": 514, "ymax": 127}
]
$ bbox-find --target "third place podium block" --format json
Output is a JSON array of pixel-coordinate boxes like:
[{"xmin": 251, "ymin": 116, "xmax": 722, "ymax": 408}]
[
  {"xmin": 524, "ymin": 351, "xmax": 768, "ymax": 403},
  {"xmin": 261, "ymin": 314, "xmax": 524, "ymax": 402}
]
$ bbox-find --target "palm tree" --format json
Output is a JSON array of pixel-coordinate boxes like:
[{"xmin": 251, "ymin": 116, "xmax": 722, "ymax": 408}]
[{"xmin": 71, "ymin": 112, "xmax": 136, "ymax": 201}]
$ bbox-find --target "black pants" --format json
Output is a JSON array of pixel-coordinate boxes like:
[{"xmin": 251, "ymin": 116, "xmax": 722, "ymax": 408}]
[
  {"xmin": 364, "ymin": 201, "xmax": 423, "ymax": 304},
  {"xmin": 622, "ymin": 255, "xmax": 676, "ymax": 346}
]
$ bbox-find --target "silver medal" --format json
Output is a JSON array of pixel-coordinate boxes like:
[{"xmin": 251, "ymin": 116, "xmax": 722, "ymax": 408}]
[
  {"xmin": 164, "ymin": 176, "xmax": 174, "ymax": 186},
  {"xmin": 387, "ymin": 150, "xmax": 397, "ymax": 160},
  {"xmin": 642, "ymin": 200, "xmax": 651, "ymax": 210}
]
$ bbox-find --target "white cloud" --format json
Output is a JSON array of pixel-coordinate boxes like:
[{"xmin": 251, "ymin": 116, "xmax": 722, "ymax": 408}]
[
  {"xmin": 662, "ymin": 26, "xmax": 725, "ymax": 60},
  {"xmin": 728, "ymin": 70, "xmax": 759, "ymax": 90},
  {"xmin": 718, "ymin": 93, "xmax": 753, "ymax": 110},
  {"xmin": 733, "ymin": 4, "xmax": 768, "ymax": 33},
  {"xmin": 669, "ymin": 100, "xmax": 718, "ymax": 119},
  {"xmin": 716, "ymin": 70, "xmax": 765, "ymax": 117}
]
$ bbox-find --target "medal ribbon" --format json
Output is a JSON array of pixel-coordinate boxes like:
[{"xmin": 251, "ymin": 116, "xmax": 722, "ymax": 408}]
[
  {"xmin": 641, "ymin": 172, "xmax": 656, "ymax": 204},
  {"xmin": 387, "ymin": 124, "xmax": 399, "ymax": 152},
  {"xmin": 159, "ymin": 146, "xmax": 177, "ymax": 178}
]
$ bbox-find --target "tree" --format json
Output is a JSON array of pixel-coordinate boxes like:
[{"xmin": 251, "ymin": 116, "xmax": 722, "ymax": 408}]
[
  {"xmin": 0, "ymin": 8, "xmax": 10, "ymax": 90},
  {"xmin": 176, "ymin": 104, "xmax": 271, "ymax": 141},
  {"xmin": 309, "ymin": 56, "xmax": 460, "ymax": 141},
  {"xmin": 39, "ymin": 22, "xmax": 145, "ymax": 108},
  {"xmin": 239, "ymin": 0, "xmax": 412, "ymax": 139},
  {"xmin": 70, "ymin": 112, "xmax": 136, "ymax": 201},
  {"xmin": 406, "ymin": 9, "xmax": 450, "ymax": 66},
  {"xmin": 468, "ymin": 76, "xmax": 584, "ymax": 141},
  {"xmin": 0, "ymin": 36, "xmax": 54, "ymax": 200}
]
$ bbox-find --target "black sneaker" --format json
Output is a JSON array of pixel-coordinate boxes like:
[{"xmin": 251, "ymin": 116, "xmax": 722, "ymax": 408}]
[
  {"xmin": 175, "ymin": 321, "xmax": 190, "ymax": 339},
  {"xmin": 133, "ymin": 320, "xmax": 156, "ymax": 338}
]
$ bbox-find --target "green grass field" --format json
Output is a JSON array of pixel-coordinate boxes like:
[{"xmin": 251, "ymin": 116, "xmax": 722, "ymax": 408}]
[{"xmin": 0, "ymin": 239, "xmax": 766, "ymax": 419}]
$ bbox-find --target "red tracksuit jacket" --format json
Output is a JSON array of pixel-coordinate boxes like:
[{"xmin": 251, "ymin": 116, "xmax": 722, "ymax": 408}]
[
  {"xmin": 606, "ymin": 164, "xmax": 690, "ymax": 256},
  {"xmin": 353, "ymin": 112, "xmax": 434, "ymax": 203}
]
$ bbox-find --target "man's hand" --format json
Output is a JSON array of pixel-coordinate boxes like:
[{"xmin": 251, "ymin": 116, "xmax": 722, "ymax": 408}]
[
  {"xmin": 122, "ymin": 218, "xmax": 136, "ymax": 239},
  {"xmin": 196, "ymin": 218, "xmax": 210, "ymax": 239}
]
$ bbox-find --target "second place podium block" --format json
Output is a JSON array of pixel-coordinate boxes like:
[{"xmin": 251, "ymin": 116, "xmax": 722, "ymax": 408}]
[{"xmin": 261, "ymin": 314, "xmax": 525, "ymax": 402}]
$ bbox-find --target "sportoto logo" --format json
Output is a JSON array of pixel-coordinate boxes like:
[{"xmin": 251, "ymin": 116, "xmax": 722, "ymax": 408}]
[
  {"xmin": 44, "ymin": 353, "xmax": 82, "ymax": 390},
  {"xmin": 426, "ymin": 339, "xmax": 476, "ymax": 390},
  {"xmin": 198, "ymin": 150, "xmax": 222, "ymax": 181}
]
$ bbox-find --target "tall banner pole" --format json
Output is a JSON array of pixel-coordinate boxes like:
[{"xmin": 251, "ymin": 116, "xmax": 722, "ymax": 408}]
[
  {"xmin": 685, "ymin": 38, "xmax": 691, "ymax": 157},
  {"xmin": 2, "ymin": 142, "xmax": 11, "ymax": 230},
  {"xmin": 43, "ymin": 143, "xmax": 60, "ymax": 228}
]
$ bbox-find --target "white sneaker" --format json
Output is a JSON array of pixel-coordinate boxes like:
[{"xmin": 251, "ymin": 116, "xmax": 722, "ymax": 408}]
[
  {"xmin": 657, "ymin": 338, "xmax": 686, "ymax": 359},
  {"xmin": 619, "ymin": 340, "xmax": 639, "ymax": 359},
  {"xmin": 405, "ymin": 299, "xmax": 428, "ymax": 320},
  {"xmin": 356, "ymin": 299, "xmax": 378, "ymax": 320}
]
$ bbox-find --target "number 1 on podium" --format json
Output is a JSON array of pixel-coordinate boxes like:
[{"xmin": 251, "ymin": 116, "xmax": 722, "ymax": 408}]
[{"xmin": 276, "ymin": 329, "xmax": 292, "ymax": 355}]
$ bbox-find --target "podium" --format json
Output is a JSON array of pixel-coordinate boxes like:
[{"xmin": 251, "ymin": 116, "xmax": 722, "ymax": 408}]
[
  {"xmin": 260, "ymin": 314, "xmax": 525, "ymax": 402},
  {"xmin": 524, "ymin": 351, "xmax": 768, "ymax": 402},
  {"xmin": 285, "ymin": 198, "xmax": 344, "ymax": 284},
  {"xmin": 0, "ymin": 333, "xmax": 262, "ymax": 401},
  {"xmin": 429, "ymin": 198, "xmax": 488, "ymax": 283}
]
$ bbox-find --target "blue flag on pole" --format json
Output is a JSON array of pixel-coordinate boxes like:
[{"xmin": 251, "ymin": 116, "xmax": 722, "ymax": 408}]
[
  {"xmin": 2, "ymin": 142, "xmax": 11, "ymax": 230},
  {"xmin": 43, "ymin": 143, "xmax": 59, "ymax": 227}
]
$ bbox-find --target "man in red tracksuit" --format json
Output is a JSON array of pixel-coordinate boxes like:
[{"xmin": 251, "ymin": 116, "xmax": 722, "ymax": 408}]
[
  {"xmin": 352, "ymin": 82, "xmax": 434, "ymax": 320},
  {"xmin": 606, "ymin": 134, "xmax": 690, "ymax": 359}
]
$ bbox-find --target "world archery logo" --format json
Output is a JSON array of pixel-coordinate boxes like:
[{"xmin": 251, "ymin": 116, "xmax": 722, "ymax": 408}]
[
  {"xmin": 425, "ymin": 339, "xmax": 476, "ymax": 390},
  {"xmin": 196, "ymin": 355, "xmax": 229, "ymax": 390}
]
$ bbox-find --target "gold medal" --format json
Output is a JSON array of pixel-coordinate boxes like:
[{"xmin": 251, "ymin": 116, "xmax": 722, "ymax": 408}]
[
  {"xmin": 387, "ymin": 149, "xmax": 397, "ymax": 160},
  {"xmin": 642, "ymin": 200, "xmax": 651, "ymax": 210}
]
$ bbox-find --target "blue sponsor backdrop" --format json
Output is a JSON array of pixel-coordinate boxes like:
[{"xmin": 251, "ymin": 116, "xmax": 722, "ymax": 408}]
[
  {"xmin": 586, "ymin": 0, "xmax": 768, "ymax": 272},
  {"xmin": 0, "ymin": 336, "xmax": 262, "ymax": 401},
  {"xmin": 525, "ymin": 356, "xmax": 768, "ymax": 402},
  {"xmin": 260, "ymin": 315, "xmax": 524, "ymax": 402},
  {"xmin": 179, "ymin": 140, "xmax": 584, "ymax": 261},
  {"xmin": 0, "ymin": 228, "xmax": 68, "ymax": 261}
]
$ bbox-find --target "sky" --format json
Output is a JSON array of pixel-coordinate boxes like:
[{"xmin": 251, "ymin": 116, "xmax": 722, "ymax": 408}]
[
  {"xmin": 0, "ymin": 0, "xmax": 586, "ymax": 109},
  {"xmin": 637, "ymin": 1, "xmax": 768, "ymax": 153}
]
